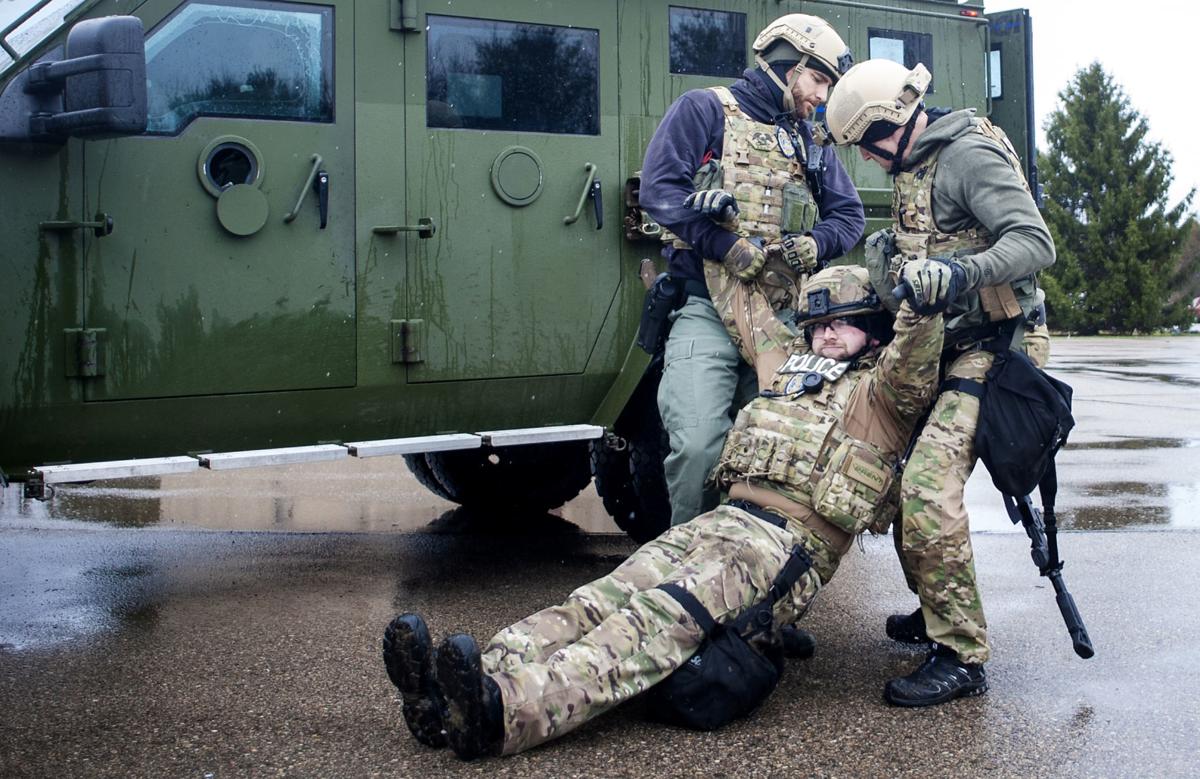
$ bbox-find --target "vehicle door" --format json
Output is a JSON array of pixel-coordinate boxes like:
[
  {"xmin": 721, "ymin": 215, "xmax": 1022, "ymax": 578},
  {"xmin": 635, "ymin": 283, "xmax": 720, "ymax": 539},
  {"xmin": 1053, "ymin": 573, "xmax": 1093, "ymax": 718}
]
[
  {"xmin": 82, "ymin": 0, "xmax": 356, "ymax": 401},
  {"xmin": 986, "ymin": 8, "xmax": 1038, "ymax": 198},
  {"xmin": 401, "ymin": 1, "xmax": 621, "ymax": 382}
]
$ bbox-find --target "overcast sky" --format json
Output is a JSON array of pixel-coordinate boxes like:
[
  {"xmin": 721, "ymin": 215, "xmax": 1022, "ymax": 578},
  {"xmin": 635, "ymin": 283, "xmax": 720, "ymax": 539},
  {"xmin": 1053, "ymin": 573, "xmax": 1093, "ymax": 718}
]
[{"xmin": 1000, "ymin": 0, "xmax": 1197, "ymax": 211}]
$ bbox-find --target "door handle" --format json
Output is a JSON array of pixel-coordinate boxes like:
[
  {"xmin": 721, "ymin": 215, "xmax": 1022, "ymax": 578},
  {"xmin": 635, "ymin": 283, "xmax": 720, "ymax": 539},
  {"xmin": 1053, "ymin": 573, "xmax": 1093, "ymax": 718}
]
[
  {"xmin": 372, "ymin": 217, "xmax": 436, "ymax": 238},
  {"xmin": 563, "ymin": 163, "xmax": 597, "ymax": 226},
  {"xmin": 589, "ymin": 176, "xmax": 603, "ymax": 230},
  {"xmin": 39, "ymin": 213, "xmax": 114, "ymax": 237},
  {"xmin": 314, "ymin": 169, "xmax": 329, "ymax": 229},
  {"xmin": 283, "ymin": 154, "xmax": 324, "ymax": 224}
]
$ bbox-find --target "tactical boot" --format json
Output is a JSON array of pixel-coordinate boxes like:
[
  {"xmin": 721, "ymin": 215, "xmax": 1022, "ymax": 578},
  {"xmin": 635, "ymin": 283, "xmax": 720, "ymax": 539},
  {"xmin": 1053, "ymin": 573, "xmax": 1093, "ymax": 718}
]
[
  {"xmin": 382, "ymin": 613, "xmax": 447, "ymax": 748},
  {"xmin": 885, "ymin": 607, "xmax": 929, "ymax": 645},
  {"xmin": 780, "ymin": 624, "xmax": 817, "ymax": 659},
  {"xmin": 436, "ymin": 633, "xmax": 504, "ymax": 761},
  {"xmin": 883, "ymin": 644, "xmax": 987, "ymax": 707}
]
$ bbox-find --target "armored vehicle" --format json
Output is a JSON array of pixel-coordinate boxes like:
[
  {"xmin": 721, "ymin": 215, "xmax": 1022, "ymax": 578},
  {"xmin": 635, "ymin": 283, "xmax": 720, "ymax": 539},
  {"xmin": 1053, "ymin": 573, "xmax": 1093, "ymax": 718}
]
[{"xmin": 0, "ymin": 0, "xmax": 1035, "ymax": 540}]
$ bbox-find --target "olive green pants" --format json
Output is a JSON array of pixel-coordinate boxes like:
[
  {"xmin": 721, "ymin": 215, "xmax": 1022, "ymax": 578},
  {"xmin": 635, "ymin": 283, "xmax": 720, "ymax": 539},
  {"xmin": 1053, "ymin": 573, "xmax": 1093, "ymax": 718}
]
[{"xmin": 657, "ymin": 298, "xmax": 758, "ymax": 526}]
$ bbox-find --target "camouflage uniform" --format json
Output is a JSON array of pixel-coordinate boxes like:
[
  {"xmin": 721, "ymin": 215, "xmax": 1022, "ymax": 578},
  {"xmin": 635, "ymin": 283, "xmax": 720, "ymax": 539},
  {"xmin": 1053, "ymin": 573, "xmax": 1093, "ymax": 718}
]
[
  {"xmin": 475, "ymin": 274, "xmax": 942, "ymax": 754},
  {"xmin": 865, "ymin": 111, "xmax": 1056, "ymax": 664}
]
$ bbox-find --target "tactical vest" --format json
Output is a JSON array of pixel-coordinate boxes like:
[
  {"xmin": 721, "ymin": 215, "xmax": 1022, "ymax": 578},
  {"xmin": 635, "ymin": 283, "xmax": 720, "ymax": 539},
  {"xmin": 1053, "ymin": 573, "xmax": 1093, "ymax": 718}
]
[
  {"xmin": 664, "ymin": 87, "xmax": 820, "ymax": 247},
  {"xmin": 712, "ymin": 352, "xmax": 899, "ymax": 537},
  {"xmin": 870, "ymin": 117, "xmax": 1041, "ymax": 339}
]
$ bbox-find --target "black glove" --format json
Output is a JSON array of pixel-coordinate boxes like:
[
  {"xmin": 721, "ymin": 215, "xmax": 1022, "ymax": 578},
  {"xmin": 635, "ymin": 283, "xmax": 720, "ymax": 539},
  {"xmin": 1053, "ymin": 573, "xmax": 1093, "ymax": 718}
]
[
  {"xmin": 892, "ymin": 258, "xmax": 967, "ymax": 315},
  {"xmin": 684, "ymin": 189, "xmax": 738, "ymax": 225}
]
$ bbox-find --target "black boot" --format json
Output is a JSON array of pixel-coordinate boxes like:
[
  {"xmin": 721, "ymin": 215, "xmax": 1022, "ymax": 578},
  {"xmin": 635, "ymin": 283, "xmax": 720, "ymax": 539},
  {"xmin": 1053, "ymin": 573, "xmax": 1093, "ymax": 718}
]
[
  {"xmin": 780, "ymin": 625, "xmax": 817, "ymax": 659},
  {"xmin": 436, "ymin": 634, "xmax": 504, "ymax": 761},
  {"xmin": 885, "ymin": 608, "xmax": 929, "ymax": 645},
  {"xmin": 883, "ymin": 644, "xmax": 987, "ymax": 707},
  {"xmin": 382, "ymin": 613, "xmax": 447, "ymax": 748}
]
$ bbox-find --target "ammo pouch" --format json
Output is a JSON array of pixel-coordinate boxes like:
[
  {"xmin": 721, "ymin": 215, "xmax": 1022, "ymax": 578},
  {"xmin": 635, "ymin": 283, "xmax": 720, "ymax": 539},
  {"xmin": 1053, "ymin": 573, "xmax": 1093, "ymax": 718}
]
[
  {"xmin": 644, "ymin": 543, "xmax": 813, "ymax": 731},
  {"xmin": 947, "ymin": 344, "xmax": 1075, "ymax": 497},
  {"xmin": 636, "ymin": 272, "xmax": 683, "ymax": 355}
]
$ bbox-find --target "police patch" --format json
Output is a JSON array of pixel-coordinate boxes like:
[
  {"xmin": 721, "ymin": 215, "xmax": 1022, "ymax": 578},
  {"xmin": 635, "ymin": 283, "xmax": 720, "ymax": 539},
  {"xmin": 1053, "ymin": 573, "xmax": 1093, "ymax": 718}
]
[{"xmin": 775, "ymin": 126, "xmax": 797, "ymax": 159}]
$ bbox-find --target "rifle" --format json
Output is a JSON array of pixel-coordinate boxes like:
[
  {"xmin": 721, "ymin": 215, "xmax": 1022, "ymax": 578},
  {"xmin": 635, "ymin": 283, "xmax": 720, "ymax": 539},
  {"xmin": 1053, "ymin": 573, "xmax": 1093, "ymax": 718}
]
[{"xmin": 1001, "ymin": 469, "xmax": 1094, "ymax": 659}]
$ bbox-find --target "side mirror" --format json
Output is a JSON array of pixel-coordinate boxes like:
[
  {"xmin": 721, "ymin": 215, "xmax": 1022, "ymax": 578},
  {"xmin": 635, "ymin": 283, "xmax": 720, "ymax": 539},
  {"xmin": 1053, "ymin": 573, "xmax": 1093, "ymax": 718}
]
[{"xmin": 0, "ymin": 16, "xmax": 147, "ymax": 143}]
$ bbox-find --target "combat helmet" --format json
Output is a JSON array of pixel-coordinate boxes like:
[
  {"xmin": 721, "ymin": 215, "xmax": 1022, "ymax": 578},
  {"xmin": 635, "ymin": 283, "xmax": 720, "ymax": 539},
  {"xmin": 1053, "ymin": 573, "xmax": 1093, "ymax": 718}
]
[
  {"xmin": 796, "ymin": 265, "xmax": 893, "ymax": 346},
  {"xmin": 753, "ymin": 14, "xmax": 853, "ymax": 115},
  {"xmin": 824, "ymin": 59, "xmax": 931, "ymax": 173}
]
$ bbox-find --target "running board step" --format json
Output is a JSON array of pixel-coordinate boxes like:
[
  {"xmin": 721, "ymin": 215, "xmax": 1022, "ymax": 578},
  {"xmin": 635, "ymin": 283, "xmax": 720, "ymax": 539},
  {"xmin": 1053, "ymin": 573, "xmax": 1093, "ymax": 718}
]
[{"xmin": 24, "ymin": 425, "xmax": 605, "ymax": 498}]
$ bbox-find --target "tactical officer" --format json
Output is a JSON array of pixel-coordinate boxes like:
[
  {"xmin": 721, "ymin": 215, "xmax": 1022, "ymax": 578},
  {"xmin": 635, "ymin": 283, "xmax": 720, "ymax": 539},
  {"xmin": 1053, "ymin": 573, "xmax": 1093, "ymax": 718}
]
[
  {"xmin": 823, "ymin": 58, "xmax": 1056, "ymax": 706},
  {"xmin": 639, "ymin": 14, "xmax": 865, "ymax": 529},
  {"xmin": 382, "ymin": 265, "xmax": 945, "ymax": 759}
]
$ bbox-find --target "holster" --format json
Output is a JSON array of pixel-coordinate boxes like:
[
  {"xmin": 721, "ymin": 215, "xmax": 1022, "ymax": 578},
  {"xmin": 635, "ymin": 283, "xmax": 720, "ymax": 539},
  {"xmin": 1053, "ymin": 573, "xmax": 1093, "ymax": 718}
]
[{"xmin": 636, "ymin": 272, "xmax": 683, "ymax": 355}]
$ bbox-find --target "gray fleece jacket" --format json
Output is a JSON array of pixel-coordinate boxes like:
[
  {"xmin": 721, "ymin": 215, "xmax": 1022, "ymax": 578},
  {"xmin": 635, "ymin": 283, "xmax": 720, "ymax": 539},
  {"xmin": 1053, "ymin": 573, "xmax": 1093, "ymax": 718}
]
[{"xmin": 903, "ymin": 109, "xmax": 1055, "ymax": 291}]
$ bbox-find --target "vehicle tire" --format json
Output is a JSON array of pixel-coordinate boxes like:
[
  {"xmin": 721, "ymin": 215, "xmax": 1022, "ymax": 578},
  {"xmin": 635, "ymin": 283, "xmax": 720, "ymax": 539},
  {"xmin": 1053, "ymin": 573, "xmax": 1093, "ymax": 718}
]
[
  {"xmin": 402, "ymin": 453, "xmax": 460, "ymax": 502},
  {"xmin": 424, "ymin": 440, "xmax": 593, "ymax": 512},
  {"xmin": 591, "ymin": 386, "xmax": 671, "ymax": 544}
]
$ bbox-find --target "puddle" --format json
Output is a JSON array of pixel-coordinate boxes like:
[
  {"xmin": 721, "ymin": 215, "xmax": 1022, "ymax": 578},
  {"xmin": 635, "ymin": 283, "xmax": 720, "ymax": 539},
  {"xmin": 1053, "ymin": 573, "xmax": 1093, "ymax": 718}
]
[{"xmin": 1067, "ymin": 437, "xmax": 1200, "ymax": 451}]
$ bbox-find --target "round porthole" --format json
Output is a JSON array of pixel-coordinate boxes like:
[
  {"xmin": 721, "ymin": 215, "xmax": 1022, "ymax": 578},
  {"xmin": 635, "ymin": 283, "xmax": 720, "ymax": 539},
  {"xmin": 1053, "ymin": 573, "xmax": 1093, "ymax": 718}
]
[
  {"xmin": 490, "ymin": 146, "xmax": 544, "ymax": 207},
  {"xmin": 197, "ymin": 136, "xmax": 264, "ymax": 197}
]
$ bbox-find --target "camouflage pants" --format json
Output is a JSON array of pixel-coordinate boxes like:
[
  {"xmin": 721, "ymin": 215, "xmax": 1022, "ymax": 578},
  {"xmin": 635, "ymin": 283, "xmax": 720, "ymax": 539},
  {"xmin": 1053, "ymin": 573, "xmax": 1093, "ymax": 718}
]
[
  {"xmin": 480, "ymin": 505, "xmax": 824, "ymax": 755},
  {"xmin": 896, "ymin": 326, "xmax": 1050, "ymax": 665}
]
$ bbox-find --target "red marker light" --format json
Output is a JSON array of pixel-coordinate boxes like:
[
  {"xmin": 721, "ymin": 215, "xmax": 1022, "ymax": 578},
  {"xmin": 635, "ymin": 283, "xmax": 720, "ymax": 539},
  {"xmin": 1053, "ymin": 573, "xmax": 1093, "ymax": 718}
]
[{"xmin": 960, "ymin": 9, "xmax": 981, "ymax": 17}]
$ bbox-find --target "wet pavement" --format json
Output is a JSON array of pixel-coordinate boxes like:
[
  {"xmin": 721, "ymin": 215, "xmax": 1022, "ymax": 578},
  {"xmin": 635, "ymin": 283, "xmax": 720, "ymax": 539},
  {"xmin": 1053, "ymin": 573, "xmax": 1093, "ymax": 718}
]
[{"xmin": 2, "ymin": 335, "xmax": 1199, "ymax": 777}]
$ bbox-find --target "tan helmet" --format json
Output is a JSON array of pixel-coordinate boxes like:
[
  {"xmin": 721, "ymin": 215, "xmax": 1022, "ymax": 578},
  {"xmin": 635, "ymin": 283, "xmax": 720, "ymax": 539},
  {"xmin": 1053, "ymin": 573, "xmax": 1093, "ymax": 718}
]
[
  {"xmin": 824, "ymin": 59, "xmax": 932, "ymax": 146},
  {"xmin": 796, "ymin": 265, "xmax": 882, "ymax": 327},
  {"xmin": 753, "ymin": 14, "xmax": 853, "ymax": 114}
]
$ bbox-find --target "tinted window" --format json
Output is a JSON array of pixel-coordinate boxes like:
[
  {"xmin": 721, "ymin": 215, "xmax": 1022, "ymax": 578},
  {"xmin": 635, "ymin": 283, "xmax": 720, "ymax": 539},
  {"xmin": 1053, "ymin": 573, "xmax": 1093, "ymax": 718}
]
[
  {"xmin": 145, "ymin": 0, "xmax": 333, "ymax": 135},
  {"xmin": 426, "ymin": 15, "xmax": 599, "ymax": 135},
  {"xmin": 868, "ymin": 28, "xmax": 934, "ymax": 91},
  {"xmin": 989, "ymin": 46, "xmax": 1003, "ymax": 99},
  {"xmin": 669, "ymin": 6, "xmax": 746, "ymax": 78}
]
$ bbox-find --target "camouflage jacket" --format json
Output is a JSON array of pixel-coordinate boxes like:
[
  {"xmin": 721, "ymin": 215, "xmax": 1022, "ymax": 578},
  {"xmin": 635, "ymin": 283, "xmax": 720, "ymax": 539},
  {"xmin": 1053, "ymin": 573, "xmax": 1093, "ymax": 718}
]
[{"xmin": 712, "ymin": 303, "xmax": 943, "ymax": 536}]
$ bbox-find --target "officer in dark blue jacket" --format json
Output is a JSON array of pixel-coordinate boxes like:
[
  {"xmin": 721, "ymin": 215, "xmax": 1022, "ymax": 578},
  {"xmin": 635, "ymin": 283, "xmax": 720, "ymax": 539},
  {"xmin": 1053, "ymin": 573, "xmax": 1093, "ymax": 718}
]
[{"xmin": 641, "ymin": 14, "xmax": 865, "ymax": 529}]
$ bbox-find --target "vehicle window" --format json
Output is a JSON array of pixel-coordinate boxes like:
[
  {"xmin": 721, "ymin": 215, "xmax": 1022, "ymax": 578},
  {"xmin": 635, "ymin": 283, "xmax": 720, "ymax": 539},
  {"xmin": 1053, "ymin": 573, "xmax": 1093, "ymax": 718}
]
[
  {"xmin": 989, "ymin": 46, "xmax": 1003, "ymax": 99},
  {"xmin": 868, "ymin": 28, "xmax": 934, "ymax": 91},
  {"xmin": 0, "ymin": 0, "xmax": 89, "ymax": 75},
  {"xmin": 668, "ymin": 6, "xmax": 746, "ymax": 78},
  {"xmin": 426, "ymin": 15, "xmax": 599, "ymax": 135},
  {"xmin": 144, "ymin": 0, "xmax": 333, "ymax": 136}
]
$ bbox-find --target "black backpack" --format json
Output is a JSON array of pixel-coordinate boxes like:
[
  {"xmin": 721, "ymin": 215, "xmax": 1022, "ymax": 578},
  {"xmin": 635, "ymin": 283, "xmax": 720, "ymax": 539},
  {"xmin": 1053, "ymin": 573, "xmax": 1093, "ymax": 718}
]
[
  {"xmin": 643, "ymin": 544, "xmax": 812, "ymax": 731},
  {"xmin": 950, "ymin": 346, "xmax": 1074, "ymax": 497}
]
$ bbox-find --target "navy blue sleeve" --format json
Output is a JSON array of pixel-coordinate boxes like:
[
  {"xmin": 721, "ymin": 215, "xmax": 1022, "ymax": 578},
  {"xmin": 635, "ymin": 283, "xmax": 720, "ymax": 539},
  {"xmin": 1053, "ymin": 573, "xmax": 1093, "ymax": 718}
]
[
  {"xmin": 639, "ymin": 90, "xmax": 740, "ymax": 262},
  {"xmin": 807, "ymin": 141, "xmax": 865, "ymax": 263}
]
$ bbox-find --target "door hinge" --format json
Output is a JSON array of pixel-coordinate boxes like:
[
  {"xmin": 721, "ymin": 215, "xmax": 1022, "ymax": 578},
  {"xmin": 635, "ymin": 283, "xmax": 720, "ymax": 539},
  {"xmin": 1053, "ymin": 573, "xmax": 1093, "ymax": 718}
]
[
  {"xmin": 64, "ymin": 328, "xmax": 105, "ymax": 377},
  {"xmin": 391, "ymin": 319, "xmax": 424, "ymax": 364},
  {"xmin": 389, "ymin": 0, "xmax": 421, "ymax": 32}
]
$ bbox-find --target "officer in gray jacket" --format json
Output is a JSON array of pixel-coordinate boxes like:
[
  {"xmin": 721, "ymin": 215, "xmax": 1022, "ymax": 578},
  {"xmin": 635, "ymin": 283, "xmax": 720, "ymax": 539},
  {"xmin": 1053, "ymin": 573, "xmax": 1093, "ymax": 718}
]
[{"xmin": 823, "ymin": 58, "xmax": 1054, "ymax": 706}]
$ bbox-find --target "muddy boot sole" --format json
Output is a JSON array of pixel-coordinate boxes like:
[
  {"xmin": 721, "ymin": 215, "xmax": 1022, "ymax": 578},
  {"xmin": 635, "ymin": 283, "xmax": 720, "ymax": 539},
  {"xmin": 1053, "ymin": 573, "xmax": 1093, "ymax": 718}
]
[
  {"xmin": 382, "ymin": 614, "xmax": 447, "ymax": 748},
  {"xmin": 436, "ymin": 634, "xmax": 501, "ymax": 761}
]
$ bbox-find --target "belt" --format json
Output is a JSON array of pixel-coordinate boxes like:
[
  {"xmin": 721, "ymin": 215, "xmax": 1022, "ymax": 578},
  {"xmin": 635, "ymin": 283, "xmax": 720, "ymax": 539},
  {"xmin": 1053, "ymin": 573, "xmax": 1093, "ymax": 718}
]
[
  {"xmin": 726, "ymin": 498, "xmax": 788, "ymax": 530},
  {"xmin": 725, "ymin": 485, "xmax": 855, "ymax": 555},
  {"xmin": 682, "ymin": 278, "xmax": 710, "ymax": 301}
]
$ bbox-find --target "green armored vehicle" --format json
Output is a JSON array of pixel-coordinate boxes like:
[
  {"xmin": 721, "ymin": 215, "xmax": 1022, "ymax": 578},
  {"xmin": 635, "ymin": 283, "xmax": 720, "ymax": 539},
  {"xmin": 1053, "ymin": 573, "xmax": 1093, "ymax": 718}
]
[{"xmin": 0, "ymin": 0, "xmax": 1035, "ymax": 540}]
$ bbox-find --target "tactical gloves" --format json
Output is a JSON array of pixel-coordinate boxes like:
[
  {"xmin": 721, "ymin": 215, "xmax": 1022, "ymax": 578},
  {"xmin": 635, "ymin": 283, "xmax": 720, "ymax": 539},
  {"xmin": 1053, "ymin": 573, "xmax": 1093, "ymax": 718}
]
[
  {"xmin": 894, "ymin": 257, "xmax": 966, "ymax": 315},
  {"xmin": 722, "ymin": 237, "xmax": 767, "ymax": 281},
  {"xmin": 684, "ymin": 188, "xmax": 739, "ymax": 227},
  {"xmin": 767, "ymin": 234, "xmax": 819, "ymax": 274}
]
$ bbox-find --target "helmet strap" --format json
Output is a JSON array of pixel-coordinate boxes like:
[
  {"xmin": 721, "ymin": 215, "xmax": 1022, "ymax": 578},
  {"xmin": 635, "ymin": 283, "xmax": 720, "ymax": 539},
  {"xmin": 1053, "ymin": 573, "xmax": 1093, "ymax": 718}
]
[
  {"xmin": 861, "ymin": 111, "xmax": 921, "ymax": 176},
  {"xmin": 757, "ymin": 53, "xmax": 810, "ymax": 115}
]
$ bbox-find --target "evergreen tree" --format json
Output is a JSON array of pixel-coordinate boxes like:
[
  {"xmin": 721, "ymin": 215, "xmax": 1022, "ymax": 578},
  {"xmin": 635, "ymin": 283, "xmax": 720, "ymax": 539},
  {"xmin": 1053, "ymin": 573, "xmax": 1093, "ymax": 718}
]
[{"xmin": 1038, "ymin": 62, "xmax": 1194, "ymax": 333}]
